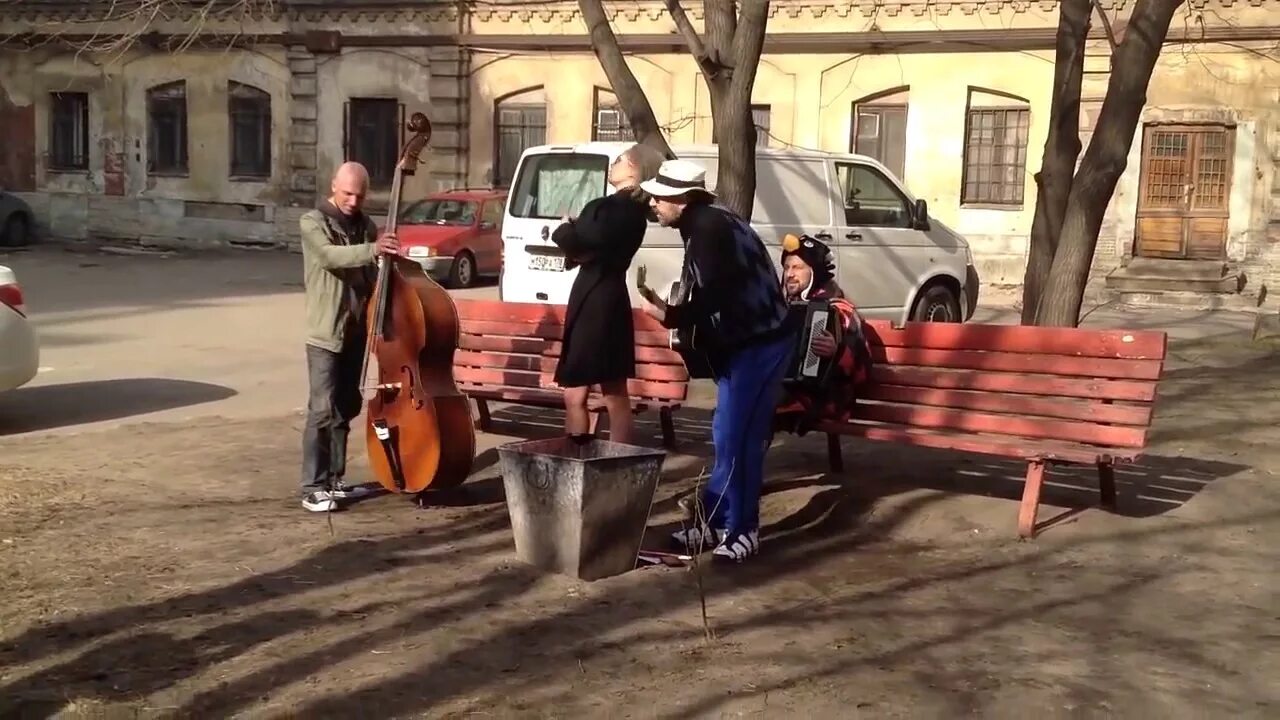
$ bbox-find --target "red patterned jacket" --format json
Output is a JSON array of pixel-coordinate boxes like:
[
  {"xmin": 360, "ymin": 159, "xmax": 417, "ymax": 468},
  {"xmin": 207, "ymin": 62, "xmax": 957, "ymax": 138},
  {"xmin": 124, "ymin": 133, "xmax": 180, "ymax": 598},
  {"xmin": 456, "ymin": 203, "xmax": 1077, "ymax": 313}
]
[{"xmin": 775, "ymin": 280, "xmax": 873, "ymax": 435}]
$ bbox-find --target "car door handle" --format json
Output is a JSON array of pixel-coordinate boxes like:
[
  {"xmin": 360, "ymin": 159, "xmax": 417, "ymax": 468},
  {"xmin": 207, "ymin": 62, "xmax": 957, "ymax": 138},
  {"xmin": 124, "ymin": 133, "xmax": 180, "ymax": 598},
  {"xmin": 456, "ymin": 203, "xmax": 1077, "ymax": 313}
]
[
  {"xmin": 846, "ymin": 231, "xmax": 863, "ymax": 242},
  {"xmin": 814, "ymin": 231, "xmax": 833, "ymax": 241}
]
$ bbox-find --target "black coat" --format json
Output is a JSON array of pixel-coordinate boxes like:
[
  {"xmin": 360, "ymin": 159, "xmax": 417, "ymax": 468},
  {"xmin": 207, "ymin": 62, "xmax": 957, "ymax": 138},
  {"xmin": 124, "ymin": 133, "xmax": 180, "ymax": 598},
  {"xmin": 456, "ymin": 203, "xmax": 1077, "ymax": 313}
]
[{"xmin": 550, "ymin": 191, "xmax": 648, "ymax": 387}]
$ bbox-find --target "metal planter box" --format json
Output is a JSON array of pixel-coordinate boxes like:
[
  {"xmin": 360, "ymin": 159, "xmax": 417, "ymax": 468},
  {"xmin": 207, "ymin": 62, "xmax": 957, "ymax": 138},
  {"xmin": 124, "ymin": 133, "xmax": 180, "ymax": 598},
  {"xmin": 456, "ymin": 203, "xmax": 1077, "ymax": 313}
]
[{"xmin": 497, "ymin": 437, "xmax": 666, "ymax": 581}]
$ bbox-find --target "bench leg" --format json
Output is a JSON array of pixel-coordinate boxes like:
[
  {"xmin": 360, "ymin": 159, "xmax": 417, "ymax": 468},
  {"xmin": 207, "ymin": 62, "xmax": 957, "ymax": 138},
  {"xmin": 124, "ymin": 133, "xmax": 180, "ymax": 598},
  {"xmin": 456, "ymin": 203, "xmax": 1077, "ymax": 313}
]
[
  {"xmin": 659, "ymin": 407, "xmax": 677, "ymax": 450},
  {"xmin": 1098, "ymin": 461, "xmax": 1117, "ymax": 511},
  {"xmin": 474, "ymin": 399, "xmax": 492, "ymax": 431},
  {"xmin": 1018, "ymin": 460, "xmax": 1047, "ymax": 539},
  {"xmin": 827, "ymin": 433, "xmax": 844, "ymax": 473}
]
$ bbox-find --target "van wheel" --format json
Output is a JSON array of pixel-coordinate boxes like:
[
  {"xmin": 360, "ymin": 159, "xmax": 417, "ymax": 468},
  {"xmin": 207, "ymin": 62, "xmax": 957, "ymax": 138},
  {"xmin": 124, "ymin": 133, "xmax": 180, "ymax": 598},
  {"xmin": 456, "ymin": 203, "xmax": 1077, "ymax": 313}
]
[
  {"xmin": 910, "ymin": 282, "xmax": 962, "ymax": 323},
  {"xmin": 448, "ymin": 251, "xmax": 477, "ymax": 289}
]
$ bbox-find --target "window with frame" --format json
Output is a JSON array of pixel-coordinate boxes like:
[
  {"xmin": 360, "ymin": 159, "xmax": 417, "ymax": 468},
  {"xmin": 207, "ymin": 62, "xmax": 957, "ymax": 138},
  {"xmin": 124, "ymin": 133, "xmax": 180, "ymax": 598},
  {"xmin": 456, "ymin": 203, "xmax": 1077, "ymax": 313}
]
[
  {"xmin": 344, "ymin": 98, "xmax": 401, "ymax": 189},
  {"xmin": 834, "ymin": 161, "xmax": 911, "ymax": 227},
  {"xmin": 961, "ymin": 91, "xmax": 1030, "ymax": 207},
  {"xmin": 494, "ymin": 97, "xmax": 547, "ymax": 188},
  {"xmin": 850, "ymin": 88, "xmax": 908, "ymax": 181},
  {"xmin": 147, "ymin": 81, "xmax": 188, "ymax": 174},
  {"xmin": 49, "ymin": 91, "xmax": 90, "ymax": 171},
  {"xmin": 592, "ymin": 89, "xmax": 633, "ymax": 142},
  {"xmin": 228, "ymin": 82, "xmax": 271, "ymax": 178}
]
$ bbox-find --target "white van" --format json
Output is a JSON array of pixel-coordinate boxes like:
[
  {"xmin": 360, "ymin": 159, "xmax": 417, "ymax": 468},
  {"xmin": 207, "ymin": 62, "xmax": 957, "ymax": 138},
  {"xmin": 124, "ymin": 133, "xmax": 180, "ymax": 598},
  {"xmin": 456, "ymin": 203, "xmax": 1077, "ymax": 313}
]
[{"xmin": 499, "ymin": 142, "xmax": 980, "ymax": 325}]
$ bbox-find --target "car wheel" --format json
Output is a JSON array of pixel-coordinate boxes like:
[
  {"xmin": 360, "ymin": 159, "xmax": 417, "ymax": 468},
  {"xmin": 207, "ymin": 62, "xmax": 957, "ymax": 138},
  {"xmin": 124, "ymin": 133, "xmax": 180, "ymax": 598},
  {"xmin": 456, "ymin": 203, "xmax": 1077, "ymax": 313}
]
[
  {"xmin": 449, "ymin": 251, "xmax": 476, "ymax": 289},
  {"xmin": 910, "ymin": 282, "xmax": 962, "ymax": 323},
  {"xmin": 1, "ymin": 214, "xmax": 31, "ymax": 247}
]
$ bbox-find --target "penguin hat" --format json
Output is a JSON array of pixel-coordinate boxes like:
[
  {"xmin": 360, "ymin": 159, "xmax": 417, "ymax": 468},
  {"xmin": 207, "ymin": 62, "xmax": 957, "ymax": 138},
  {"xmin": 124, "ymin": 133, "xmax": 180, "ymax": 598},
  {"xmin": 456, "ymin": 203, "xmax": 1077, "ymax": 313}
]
[{"xmin": 781, "ymin": 233, "xmax": 836, "ymax": 287}]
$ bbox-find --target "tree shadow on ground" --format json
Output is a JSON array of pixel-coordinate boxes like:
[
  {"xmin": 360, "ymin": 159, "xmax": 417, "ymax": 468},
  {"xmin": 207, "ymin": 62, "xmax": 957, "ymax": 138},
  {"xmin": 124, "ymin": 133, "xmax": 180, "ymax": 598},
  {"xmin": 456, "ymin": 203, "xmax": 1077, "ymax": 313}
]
[
  {"xmin": 0, "ymin": 378, "xmax": 237, "ymax": 435},
  {"xmin": 0, "ymin": 455, "xmax": 1273, "ymax": 717},
  {"xmin": 485, "ymin": 402, "xmax": 1248, "ymax": 529}
]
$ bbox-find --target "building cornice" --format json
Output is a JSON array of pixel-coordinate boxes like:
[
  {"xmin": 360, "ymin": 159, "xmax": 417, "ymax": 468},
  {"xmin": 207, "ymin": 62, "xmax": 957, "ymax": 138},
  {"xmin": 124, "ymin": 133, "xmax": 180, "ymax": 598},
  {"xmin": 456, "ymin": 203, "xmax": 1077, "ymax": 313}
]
[
  {"xmin": 4, "ymin": 0, "xmax": 1278, "ymax": 25},
  {"xmin": 5, "ymin": 24, "xmax": 1278, "ymax": 54}
]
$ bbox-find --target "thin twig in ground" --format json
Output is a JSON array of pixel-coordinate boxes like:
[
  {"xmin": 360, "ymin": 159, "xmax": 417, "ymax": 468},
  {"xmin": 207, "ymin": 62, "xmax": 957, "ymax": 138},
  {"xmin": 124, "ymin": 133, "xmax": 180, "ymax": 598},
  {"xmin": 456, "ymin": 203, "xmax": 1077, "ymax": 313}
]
[{"xmin": 678, "ymin": 466, "xmax": 720, "ymax": 643}]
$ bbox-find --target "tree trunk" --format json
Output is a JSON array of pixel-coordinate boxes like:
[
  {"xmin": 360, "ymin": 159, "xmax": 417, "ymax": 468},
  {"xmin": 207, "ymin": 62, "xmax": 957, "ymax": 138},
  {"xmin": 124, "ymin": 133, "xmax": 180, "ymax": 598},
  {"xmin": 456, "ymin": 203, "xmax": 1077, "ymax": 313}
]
[
  {"xmin": 1034, "ymin": 0, "xmax": 1186, "ymax": 327},
  {"xmin": 1020, "ymin": 0, "xmax": 1091, "ymax": 324},
  {"xmin": 702, "ymin": 0, "xmax": 770, "ymax": 219},
  {"xmin": 577, "ymin": 0, "xmax": 674, "ymax": 158}
]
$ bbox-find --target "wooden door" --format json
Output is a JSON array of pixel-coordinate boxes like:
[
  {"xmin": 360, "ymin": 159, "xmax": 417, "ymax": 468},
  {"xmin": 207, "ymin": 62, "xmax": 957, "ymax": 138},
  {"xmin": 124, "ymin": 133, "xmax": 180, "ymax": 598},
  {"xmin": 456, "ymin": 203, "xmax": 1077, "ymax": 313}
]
[{"xmin": 1134, "ymin": 124, "xmax": 1234, "ymax": 260}]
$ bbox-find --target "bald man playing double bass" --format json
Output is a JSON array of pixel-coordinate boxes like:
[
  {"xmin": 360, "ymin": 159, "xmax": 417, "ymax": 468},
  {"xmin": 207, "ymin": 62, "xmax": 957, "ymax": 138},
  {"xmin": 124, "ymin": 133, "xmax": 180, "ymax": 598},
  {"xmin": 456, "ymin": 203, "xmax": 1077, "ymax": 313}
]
[{"xmin": 298, "ymin": 162, "xmax": 400, "ymax": 513}]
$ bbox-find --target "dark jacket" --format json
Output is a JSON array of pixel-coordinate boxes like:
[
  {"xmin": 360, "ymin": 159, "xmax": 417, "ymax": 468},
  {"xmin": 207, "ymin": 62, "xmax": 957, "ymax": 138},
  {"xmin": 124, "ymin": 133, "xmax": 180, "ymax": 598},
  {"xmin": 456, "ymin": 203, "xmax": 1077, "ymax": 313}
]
[
  {"xmin": 550, "ymin": 190, "xmax": 648, "ymax": 387},
  {"xmin": 662, "ymin": 201, "xmax": 789, "ymax": 373}
]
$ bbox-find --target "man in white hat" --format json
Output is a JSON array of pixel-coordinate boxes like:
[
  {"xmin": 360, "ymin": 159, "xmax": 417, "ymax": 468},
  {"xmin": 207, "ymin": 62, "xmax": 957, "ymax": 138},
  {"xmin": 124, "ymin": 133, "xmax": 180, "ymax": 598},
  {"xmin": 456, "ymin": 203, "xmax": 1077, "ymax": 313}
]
[{"xmin": 636, "ymin": 159, "xmax": 792, "ymax": 564}]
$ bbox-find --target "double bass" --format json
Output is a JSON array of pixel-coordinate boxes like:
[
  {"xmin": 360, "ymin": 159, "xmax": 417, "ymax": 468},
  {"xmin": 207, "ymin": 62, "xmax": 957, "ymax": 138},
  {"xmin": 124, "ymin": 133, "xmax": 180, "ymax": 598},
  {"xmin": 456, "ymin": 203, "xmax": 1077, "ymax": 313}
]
[{"xmin": 360, "ymin": 111, "xmax": 476, "ymax": 495}]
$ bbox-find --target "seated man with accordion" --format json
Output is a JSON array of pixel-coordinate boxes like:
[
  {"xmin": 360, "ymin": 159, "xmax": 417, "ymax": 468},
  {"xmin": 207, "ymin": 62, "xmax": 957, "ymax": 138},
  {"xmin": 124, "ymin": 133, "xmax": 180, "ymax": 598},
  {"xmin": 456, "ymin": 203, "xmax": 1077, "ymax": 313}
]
[{"xmin": 775, "ymin": 233, "xmax": 873, "ymax": 436}]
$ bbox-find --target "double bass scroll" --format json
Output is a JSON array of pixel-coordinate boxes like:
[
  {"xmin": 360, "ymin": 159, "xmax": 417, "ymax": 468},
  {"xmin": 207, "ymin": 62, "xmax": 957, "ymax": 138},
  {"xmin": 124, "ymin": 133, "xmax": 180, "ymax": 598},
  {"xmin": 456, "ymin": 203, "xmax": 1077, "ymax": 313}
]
[{"xmin": 361, "ymin": 111, "xmax": 476, "ymax": 495}]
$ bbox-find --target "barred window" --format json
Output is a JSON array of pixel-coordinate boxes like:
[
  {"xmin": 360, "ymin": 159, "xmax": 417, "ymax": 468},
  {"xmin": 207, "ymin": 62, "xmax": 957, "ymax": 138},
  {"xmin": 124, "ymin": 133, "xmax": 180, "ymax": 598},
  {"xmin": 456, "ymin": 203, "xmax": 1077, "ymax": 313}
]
[{"xmin": 961, "ymin": 105, "xmax": 1030, "ymax": 206}]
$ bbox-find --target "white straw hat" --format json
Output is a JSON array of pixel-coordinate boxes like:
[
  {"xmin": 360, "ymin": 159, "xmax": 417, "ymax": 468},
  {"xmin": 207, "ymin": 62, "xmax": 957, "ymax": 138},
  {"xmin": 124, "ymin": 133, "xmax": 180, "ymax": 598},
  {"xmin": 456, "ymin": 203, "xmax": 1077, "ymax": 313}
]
[{"xmin": 639, "ymin": 159, "xmax": 717, "ymax": 198}]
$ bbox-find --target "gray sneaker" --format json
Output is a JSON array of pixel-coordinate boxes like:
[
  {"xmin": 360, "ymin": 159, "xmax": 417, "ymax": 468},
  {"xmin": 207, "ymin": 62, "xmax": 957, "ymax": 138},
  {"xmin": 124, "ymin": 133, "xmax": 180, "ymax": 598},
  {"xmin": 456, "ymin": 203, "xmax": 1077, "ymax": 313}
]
[{"xmin": 302, "ymin": 491, "xmax": 337, "ymax": 512}]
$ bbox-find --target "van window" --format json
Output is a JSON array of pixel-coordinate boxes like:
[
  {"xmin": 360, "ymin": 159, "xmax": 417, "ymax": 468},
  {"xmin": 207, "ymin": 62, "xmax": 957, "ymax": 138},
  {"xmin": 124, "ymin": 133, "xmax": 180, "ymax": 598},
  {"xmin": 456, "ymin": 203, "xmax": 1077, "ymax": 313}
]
[
  {"xmin": 508, "ymin": 153, "xmax": 608, "ymax": 220},
  {"xmin": 753, "ymin": 158, "xmax": 831, "ymax": 227},
  {"xmin": 834, "ymin": 161, "xmax": 911, "ymax": 228}
]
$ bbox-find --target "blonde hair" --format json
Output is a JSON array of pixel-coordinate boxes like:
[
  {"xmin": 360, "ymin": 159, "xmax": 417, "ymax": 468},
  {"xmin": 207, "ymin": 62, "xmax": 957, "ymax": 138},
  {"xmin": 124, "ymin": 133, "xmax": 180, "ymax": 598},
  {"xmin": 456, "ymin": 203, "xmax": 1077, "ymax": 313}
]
[{"xmin": 614, "ymin": 142, "xmax": 667, "ymax": 204}]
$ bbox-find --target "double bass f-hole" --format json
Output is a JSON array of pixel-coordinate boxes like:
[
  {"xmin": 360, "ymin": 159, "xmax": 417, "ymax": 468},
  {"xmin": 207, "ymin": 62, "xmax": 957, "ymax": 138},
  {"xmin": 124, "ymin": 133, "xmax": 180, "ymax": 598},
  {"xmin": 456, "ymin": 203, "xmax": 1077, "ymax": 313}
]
[{"xmin": 359, "ymin": 110, "xmax": 477, "ymax": 496}]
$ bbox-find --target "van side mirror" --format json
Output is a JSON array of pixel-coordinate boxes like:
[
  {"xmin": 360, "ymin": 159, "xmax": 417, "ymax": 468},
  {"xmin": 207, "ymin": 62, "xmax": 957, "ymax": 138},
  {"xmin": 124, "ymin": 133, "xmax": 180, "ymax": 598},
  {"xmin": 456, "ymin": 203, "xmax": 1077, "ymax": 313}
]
[{"xmin": 912, "ymin": 199, "xmax": 931, "ymax": 231}]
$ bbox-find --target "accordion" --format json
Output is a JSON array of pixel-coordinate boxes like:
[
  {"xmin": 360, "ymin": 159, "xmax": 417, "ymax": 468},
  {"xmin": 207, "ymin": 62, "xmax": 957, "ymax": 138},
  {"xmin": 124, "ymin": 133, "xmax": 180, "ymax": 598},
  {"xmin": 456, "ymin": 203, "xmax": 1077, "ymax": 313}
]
[{"xmin": 784, "ymin": 299, "xmax": 841, "ymax": 385}]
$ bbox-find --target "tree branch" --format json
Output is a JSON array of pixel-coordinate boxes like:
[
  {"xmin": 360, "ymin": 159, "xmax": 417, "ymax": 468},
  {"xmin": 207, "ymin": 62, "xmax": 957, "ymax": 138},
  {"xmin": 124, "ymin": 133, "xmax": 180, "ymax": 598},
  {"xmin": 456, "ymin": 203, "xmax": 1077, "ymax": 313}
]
[
  {"xmin": 577, "ymin": 0, "xmax": 675, "ymax": 157},
  {"xmin": 1093, "ymin": 0, "xmax": 1120, "ymax": 53},
  {"xmin": 729, "ymin": 0, "xmax": 769, "ymax": 97},
  {"xmin": 703, "ymin": 0, "xmax": 737, "ymax": 70},
  {"xmin": 662, "ymin": 0, "xmax": 721, "ymax": 79}
]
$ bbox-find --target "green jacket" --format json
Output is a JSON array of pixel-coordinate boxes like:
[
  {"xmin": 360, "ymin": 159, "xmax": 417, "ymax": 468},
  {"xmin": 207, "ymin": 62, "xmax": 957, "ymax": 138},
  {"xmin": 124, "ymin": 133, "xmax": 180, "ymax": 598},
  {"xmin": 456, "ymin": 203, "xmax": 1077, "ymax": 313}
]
[{"xmin": 299, "ymin": 208, "xmax": 379, "ymax": 352}]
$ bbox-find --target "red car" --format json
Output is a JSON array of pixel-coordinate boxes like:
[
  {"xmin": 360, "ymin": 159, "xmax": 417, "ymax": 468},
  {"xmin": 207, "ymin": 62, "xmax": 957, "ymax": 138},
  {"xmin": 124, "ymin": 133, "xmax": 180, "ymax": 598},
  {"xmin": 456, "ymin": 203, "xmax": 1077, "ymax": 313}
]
[{"xmin": 393, "ymin": 188, "xmax": 506, "ymax": 288}]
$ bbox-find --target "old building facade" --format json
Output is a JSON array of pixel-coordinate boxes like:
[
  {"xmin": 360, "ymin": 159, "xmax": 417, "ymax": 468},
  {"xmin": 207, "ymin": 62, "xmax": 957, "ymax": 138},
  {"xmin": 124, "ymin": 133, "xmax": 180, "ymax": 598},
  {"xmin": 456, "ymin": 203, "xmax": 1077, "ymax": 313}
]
[{"xmin": 2, "ymin": 0, "xmax": 1278, "ymax": 306}]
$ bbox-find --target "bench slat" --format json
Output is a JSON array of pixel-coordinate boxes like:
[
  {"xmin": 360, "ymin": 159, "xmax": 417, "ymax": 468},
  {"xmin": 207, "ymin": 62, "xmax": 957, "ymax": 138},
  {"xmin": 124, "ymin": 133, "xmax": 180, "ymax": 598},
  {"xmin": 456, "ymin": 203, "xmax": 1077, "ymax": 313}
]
[
  {"xmin": 460, "ymin": 319, "xmax": 671, "ymax": 347},
  {"xmin": 460, "ymin": 334, "xmax": 554, "ymax": 356},
  {"xmin": 542, "ymin": 342, "xmax": 686, "ymax": 367},
  {"xmin": 457, "ymin": 299, "xmax": 669, "ymax": 331},
  {"xmin": 462, "ymin": 384, "xmax": 676, "ymax": 411},
  {"xmin": 458, "ymin": 336, "xmax": 686, "ymax": 366},
  {"xmin": 818, "ymin": 421, "xmax": 1138, "ymax": 465},
  {"xmin": 853, "ymin": 401, "xmax": 1148, "ymax": 448},
  {"xmin": 866, "ymin": 320, "xmax": 1168, "ymax": 360},
  {"xmin": 877, "ymin": 347, "xmax": 1163, "ymax": 381},
  {"xmin": 874, "ymin": 366, "xmax": 1158, "ymax": 403},
  {"xmin": 864, "ymin": 384, "xmax": 1152, "ymax": 426},
  {"xmin": 455, "ymin": 367, "xmax": 687, "ymax": 402},
  {"xmin": 455, "ymin": 350, "xmax": 690, "ymax": 383}
]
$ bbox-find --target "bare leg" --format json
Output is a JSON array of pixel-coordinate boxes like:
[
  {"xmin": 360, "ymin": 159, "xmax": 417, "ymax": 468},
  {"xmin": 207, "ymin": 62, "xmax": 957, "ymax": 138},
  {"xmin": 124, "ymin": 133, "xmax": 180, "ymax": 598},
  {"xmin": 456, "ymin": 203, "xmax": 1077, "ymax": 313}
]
[
  {"xmin": 563, "ymin": 385, "xmax": 592, "ymax": 437},
  {"xmin": 600, "ymin": 379, "xmax": 634, "ymax": 445}
]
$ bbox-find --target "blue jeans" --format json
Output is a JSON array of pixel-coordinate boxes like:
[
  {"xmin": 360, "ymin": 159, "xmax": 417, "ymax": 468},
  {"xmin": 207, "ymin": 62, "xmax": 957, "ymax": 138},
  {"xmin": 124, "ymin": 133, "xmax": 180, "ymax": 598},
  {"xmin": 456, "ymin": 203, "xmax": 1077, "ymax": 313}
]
[{"xmin": 700, "ymin": 334, "xmax": 793, "ymax": 535}]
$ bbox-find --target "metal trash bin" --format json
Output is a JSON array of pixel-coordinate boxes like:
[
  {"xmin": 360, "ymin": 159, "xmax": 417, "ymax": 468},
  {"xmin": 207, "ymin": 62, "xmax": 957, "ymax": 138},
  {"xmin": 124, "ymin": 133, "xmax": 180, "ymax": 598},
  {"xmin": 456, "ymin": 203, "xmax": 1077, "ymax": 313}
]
[{"xmin": 497, "ymin": 436, "xmax": 667, "ymax": 581}]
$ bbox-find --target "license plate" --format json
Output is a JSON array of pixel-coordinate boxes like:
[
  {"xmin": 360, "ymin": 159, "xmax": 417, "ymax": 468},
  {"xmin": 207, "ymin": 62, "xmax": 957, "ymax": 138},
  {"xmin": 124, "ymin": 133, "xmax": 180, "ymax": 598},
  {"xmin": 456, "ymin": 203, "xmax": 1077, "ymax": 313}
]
[{"xmin": 528, "ymin": 254, "xmax": 565, "ymax": 272}]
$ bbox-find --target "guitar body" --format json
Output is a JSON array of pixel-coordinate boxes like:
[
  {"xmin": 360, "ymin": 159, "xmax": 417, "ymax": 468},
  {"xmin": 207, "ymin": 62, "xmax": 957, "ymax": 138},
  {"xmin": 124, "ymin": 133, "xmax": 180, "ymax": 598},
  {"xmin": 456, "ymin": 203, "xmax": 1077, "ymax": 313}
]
[{"xmin": 665, "ymin": 277, "xmax": 717, "ymax": 379}]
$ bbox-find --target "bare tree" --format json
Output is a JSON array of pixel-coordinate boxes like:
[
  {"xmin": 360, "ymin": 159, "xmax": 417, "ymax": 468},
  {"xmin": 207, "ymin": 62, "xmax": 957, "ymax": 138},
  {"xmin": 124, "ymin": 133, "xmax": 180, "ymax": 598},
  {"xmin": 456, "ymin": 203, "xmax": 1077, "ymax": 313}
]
[
  {"xmin": 1022, "ymin": 0, "xmax": 1185, "ymax": 326},
  {"xmin": 4, "ymin": 1, "xmax": 273, "ymax": 60},
  {"xmin": 577, "ymin": 0, "xmax": 771, "ymax": 219},
  {"xmin": 577, "ymin": 0, "xmax": 674, "ymax": 159}
]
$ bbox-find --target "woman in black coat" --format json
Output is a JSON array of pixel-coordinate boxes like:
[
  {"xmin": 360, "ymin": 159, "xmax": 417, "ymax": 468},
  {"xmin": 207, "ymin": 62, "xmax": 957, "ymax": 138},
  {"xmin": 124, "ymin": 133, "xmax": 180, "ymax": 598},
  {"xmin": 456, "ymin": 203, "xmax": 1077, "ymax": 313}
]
[{"xmin": 551, "ymin": 143, "xmax": 664, "ymax": 445}]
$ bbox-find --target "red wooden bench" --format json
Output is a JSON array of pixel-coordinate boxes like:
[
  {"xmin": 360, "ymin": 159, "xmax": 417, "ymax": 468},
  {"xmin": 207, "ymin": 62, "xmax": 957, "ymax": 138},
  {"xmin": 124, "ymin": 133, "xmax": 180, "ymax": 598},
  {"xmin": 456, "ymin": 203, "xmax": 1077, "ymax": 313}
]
[
  {"xmin": 452, "ymin": 299, "xmax": 690, "ymax": 448},
  {"xmin": 815, "ymin": 320, "xmax": 1169, "ymax": 538}
]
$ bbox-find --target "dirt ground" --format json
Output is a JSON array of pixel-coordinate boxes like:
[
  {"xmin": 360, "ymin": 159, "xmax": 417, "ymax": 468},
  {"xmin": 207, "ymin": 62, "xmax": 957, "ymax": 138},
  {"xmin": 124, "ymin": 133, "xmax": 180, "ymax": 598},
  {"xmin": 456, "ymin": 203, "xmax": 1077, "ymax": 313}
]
[{"xmin": 0, "ymin": 243, "xmax": 1277, "ymax": 719}]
